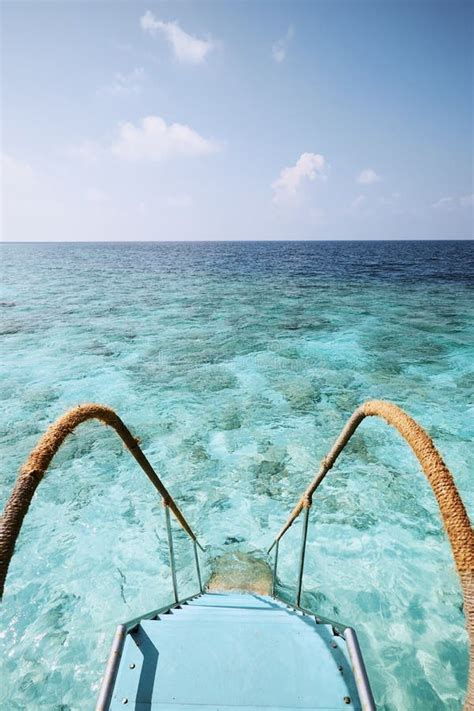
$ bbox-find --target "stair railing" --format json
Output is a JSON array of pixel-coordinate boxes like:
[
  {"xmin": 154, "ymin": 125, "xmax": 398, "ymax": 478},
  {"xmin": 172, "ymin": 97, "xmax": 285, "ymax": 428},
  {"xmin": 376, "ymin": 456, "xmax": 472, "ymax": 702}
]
[
  {"xmin": 0, "ymin": 403, "xmax": 204, "ymax": 601},
  {"xmin": 267, "ymin": 399, "xmax": 474, "ymax": 711}
]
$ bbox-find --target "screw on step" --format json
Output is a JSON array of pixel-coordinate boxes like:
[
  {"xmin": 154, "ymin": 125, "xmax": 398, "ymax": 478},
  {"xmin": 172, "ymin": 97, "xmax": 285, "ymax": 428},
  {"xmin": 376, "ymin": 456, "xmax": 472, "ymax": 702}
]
[
  {"xmin": 331, "ymin": 642, "xmax": 338, "ymax": 648},
  {"xmin": 343, "ymin": 697, "xmax": 351, "ymax": 705},
  {"xmin": 338, "ymin": 665, "xmax": 343, "ymax": 673},
  {"xmin": 129, "ymin": 663, "xmax": 135, "ymax": 669},
  {"xmin": 122, "ymin": 699, "xmax": 128, "ymax": 705},
  {"xmin": 315, "ymin": 617, "xmax": 321, "ymax": 623}
]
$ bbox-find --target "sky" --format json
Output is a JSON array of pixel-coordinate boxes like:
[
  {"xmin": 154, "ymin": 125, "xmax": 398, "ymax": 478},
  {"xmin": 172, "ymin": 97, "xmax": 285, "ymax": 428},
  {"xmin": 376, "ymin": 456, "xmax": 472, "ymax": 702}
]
[{"xmin": 1, "ymin": 0, "xmax": 473, "ymax": 241}]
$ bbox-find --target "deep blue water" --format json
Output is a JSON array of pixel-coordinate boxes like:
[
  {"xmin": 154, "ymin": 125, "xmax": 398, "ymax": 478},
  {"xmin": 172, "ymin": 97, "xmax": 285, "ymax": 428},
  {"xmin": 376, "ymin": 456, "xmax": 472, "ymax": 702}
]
[{"xmin": 1, "ymin": 240, "xmax": 473, "ymax": 709}]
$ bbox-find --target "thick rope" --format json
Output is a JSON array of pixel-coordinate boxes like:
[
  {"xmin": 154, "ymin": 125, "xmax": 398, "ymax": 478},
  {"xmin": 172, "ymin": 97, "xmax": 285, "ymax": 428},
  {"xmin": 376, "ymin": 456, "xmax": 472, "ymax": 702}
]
[
  {"xmin": 271, "ymin": 399, "xmax": 474, "ymax": 710},
  {"xmin": 1, "ymin": 401, "xmax": 472, "ymax": 706},
  {"xmin": 0, "ymin": 403, "xmax": 200, "ymax": 599}
]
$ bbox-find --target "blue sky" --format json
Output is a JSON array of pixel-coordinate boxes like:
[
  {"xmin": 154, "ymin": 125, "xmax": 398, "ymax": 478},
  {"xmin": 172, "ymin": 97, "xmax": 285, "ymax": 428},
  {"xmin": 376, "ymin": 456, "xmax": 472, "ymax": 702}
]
[{"xmin": 1, "ymin": 0, "xmax": 473, "ymax": 241}]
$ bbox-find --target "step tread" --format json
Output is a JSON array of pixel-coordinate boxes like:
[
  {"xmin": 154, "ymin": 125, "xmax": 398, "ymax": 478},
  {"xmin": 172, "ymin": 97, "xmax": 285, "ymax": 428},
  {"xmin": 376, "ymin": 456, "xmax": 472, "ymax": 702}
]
[
  {"xmin": 110, "ymin": 704, "xmax": 354, "ymax": 710},
  {"xmin": 187, "ymin": 593, "xmax": 283, "ymax": 609},
  {"xmin": 156, "ymin": 616, "xmax": 331, "ymax": 629},
  {"xmin": 111, "ymin": 705, "xmax": 356, "ymax": 710},
  {"xmin": 111, "ymin": 594, "xmax": 360, "ymax": 709}
]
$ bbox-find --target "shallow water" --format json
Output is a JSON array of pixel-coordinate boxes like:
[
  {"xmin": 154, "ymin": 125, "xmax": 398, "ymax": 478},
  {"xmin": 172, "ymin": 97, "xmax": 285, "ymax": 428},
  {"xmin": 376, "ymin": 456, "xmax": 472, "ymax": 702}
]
[{"xmin": 0, "ymin": 240, "xmax": 473, "ymax": 710}]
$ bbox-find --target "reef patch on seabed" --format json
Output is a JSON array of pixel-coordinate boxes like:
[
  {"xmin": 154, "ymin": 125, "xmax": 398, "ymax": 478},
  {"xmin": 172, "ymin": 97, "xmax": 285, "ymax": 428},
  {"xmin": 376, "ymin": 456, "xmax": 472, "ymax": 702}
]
[
  {"xmin": 1, "ymin": 241, "xmax": 473, "ymax": 710},
  {"xmin": 208, "ymin": 550, "xmax": 273, "ymax": 594}
]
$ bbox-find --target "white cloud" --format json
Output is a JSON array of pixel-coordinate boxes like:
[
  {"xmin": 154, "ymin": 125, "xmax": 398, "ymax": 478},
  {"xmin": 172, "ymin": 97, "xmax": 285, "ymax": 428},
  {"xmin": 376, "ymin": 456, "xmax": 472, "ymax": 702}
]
[
  {"xmin": 98, "ymin": 67, "xmax": 145, "ymax": 97},
  {"xmin": 140, "ymin": 11, "xmax": 215, "ymax": 64},
  {"xmin": 460, "ymin": 193, "xmax": 474, "ymax": 207},
  {"xmin": 272, "ymin": 152, "xmax": 327, "ymax": 203},
  {"xmin": 111, "ymin": 115, "xmax": 219, "ymax": 162},
  {"xmin": 272, "ymin": 25, "xmax": 294, "ymax": 63},
  {"xmin": 357, "ymin": 168, "xmax": 381, "ymax": 185}
]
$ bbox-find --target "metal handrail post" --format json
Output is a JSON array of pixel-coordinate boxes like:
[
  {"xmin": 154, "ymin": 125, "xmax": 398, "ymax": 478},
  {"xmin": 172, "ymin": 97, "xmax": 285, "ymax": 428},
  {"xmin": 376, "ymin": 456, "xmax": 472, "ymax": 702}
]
[
  {"xmin": 165, "ymin": 504, "xmax": 179, "ymax": 603},
  {"xmin": 296, "ymin": 502, "xmax": 311, "ymax": 607},
  {"xmin": 0, "ymin": 403, "xmax": 207, "ymax": 599},
  {"xmin": 193, "ymin": 539, "xmax": 203, "ymax": 593},
  {"xmin": 344, "ymin": 627, "xmax": 377, "ymax": 710},
  {"xmin": 272, "ymin": 540, "xmax": 279, "ymax": 597},
  {"xmin": 95, "ymin": 624, "xmax": 127, "ymax": 711}
]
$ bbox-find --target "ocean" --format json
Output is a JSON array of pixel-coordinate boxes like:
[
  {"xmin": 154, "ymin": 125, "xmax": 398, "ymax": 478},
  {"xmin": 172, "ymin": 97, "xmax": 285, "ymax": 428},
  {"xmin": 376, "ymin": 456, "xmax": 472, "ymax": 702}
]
[{"xmin": 1, "ymin": 240, "xmax": 473, "ymax": 709}]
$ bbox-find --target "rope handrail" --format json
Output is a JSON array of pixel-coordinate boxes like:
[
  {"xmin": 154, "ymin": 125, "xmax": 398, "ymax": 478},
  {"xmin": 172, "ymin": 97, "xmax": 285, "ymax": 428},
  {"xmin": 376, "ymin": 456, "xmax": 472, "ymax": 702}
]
[
  {"xmin": 0, "ymin": 403, "xmax": 204, "ymax": 599},
  {"xmin": 267, "ymin": 399, "xmax": 474, "ymax": 710}
]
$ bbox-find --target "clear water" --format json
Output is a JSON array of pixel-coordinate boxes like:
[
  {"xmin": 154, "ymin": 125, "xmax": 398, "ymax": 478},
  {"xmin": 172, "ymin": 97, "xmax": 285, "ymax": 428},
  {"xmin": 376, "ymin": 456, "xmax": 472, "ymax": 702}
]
[{"xmin": 0, "ymin": 240, "xmax": 473, "ymax": 710}]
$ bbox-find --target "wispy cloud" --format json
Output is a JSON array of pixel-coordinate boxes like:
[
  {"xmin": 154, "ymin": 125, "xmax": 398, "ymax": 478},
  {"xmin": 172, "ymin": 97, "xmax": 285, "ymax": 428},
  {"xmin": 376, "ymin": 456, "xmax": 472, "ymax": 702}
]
[
  {"xmin": 272, "ymin": 152, "xmax": 327, "ymax": 203},
  {"xmin": 98, "ymin": 67, "xmax": 145, "ymax": 97},
  {"xmin": 431, "ymin": 196, "xmax": 455, "ymax": 210},
  {"xmin": 272, "ymin": 25, "xmax": 294, "ymax": 63},
  {"xmin": 350, "ymin": 195, "xmax": 366, "ymax": 210},
  {"xmin": 111, "ymin": 115, "xmax": 219, "ymax": 161},
  {"xmin": 357, "ymin": 168, "xmax": 381, "ymax": 184},
  {"xmin": 140, "ymin": 11, "xmax": 215, "ymax": 64},
  {"xmin": 432, "ymin": 193, "xmax": 474, "ymax": 210},
  {"xmin": 380, "ymin": 191, "xmax": 400, "ymax": 203}
]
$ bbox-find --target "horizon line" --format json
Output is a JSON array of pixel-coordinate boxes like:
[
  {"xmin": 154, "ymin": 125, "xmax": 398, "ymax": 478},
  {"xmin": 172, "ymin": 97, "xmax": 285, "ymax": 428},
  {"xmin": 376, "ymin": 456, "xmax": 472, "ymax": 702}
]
[{"xmin": 1, "ymin": 238, "xmax": 472, "ymax": 245}]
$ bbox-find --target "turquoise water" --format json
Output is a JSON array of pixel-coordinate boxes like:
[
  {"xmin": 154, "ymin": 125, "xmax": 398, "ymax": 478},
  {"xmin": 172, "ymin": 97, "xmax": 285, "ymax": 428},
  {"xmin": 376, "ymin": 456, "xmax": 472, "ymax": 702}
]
[{"xmin": 0, "ymin": 240, "xmax": 473, "ymax": 710}]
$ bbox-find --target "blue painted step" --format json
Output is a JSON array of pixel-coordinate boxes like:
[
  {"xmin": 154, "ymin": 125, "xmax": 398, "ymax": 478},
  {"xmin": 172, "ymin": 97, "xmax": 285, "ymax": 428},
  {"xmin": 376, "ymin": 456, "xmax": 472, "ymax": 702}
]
[{"xmin": 110, "ymin": 593, "xmax": 362, "ymax": 710}]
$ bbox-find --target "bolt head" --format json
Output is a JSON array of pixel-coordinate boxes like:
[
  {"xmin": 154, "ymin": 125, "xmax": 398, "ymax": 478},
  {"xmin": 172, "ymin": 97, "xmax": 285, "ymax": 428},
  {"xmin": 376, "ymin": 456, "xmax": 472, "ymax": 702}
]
[
  {"xmin": 129, "ymin": 663, "xmax": 135, "ymax": 669},
  {"xmin": 122, "ymin": 699, "xmax": 128, "ymax": 705},
  {"xmin": 344, "ymin": 697, "xmax": 351, "ymax": 704}
]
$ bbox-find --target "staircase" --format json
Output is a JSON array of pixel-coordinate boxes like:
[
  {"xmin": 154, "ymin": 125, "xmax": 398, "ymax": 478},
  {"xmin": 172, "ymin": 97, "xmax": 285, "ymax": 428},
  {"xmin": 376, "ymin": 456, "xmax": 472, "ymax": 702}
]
[
  {"xmin": 5, "ymin": 402, "xmax": 472, "ymax": 710},
  {"xmin": 109, "ymin": 592, "xmax": 362, "ymax": 710}
]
